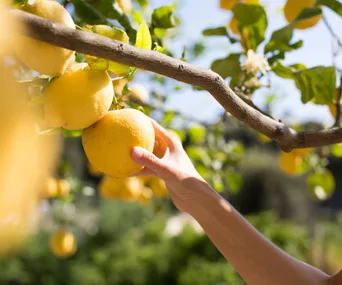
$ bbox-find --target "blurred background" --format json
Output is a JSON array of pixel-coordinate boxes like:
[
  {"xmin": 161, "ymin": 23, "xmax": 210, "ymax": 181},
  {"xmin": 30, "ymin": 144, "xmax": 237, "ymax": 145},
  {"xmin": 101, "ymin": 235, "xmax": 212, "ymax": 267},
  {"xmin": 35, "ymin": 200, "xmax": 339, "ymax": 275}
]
[{"xmin": 1, "ymin": 0, "xmax": 342, "ymax": 284}]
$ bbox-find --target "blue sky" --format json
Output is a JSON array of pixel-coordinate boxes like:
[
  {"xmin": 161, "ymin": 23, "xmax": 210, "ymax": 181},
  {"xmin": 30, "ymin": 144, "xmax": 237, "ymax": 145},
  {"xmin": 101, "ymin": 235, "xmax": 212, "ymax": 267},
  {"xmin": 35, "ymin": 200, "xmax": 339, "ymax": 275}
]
[{"xmin": 147, "ymin": 0, "xmax": 342, "ymax": 126}]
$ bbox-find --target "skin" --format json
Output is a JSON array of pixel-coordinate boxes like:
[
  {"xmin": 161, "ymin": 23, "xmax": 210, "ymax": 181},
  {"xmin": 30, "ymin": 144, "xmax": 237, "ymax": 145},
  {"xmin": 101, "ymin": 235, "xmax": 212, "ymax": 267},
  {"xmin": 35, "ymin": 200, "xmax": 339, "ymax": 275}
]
[{"xmin": 131, "ymin": 120, "xmax": 342, "ymax": 285}]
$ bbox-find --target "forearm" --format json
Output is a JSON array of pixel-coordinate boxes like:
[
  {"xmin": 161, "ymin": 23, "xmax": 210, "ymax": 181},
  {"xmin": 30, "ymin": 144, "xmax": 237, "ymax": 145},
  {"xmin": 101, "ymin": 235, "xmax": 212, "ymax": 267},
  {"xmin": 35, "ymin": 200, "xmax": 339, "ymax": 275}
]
[{"xmin": 188, "ymin": 181, "xmax": 331, "ymax": 285}]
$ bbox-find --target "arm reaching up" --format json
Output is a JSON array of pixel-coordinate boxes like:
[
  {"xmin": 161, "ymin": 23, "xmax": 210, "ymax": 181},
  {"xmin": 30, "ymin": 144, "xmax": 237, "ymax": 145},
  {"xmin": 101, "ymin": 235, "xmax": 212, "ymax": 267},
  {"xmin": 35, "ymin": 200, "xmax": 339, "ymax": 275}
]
[{"xmin": 131, "ymin": 120, "xmax": 340, "ymax": 285}]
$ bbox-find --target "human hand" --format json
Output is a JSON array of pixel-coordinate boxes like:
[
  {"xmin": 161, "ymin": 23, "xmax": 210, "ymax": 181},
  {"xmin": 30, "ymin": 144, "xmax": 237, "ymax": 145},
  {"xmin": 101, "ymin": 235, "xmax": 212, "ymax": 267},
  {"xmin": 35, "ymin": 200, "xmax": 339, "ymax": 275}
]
[{"xmin": 131, "ymin": 120, "xmax": 213, "ymax": 213}]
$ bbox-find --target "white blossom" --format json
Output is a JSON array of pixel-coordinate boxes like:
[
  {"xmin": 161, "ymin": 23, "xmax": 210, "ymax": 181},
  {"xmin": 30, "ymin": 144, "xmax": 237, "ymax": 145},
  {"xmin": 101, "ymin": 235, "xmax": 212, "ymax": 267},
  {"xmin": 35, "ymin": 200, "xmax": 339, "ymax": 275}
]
[
  {"xmin": 241, "ymin": 50, "xmax": 271, "ymax": 75},
  {"xmin": 245, "ymin": 77, "xmax": 261, "ymax": 88}
]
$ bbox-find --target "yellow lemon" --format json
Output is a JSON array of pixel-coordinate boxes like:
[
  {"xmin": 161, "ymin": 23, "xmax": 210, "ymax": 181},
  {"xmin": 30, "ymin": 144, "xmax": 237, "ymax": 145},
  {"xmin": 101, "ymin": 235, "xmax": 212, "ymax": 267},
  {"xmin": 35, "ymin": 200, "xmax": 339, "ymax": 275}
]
[
  {"xmin": 13, "ymin": 0, "xmax": 75, "ymax": 76},
  {"xmin": 88, "ymin": 161, "xmax": 103, "ymax": 177},
  {"xmin": 0, "ymin": 53, "xmax": 60, "ymax": 255},
  {"xmin": 220, "ymin": 0, "xmax": 237, "ymax": 10},
  {"xmin": 127, "ymin": 84, "xmax": 149, "ymax": 104},
  {"xmin": 56, "ymin": 179, "xmax": 70, "ymax": 197},
  {"xmin": 44, "ymin": 63, "xmax": 114, "ymax": 130},
  {"xmin": 82, "ymin": 109, "xmax": 155, "ymax": 177},
  {"xmin": 117, "ymin": 0, "xmax": 132, "ymax": 14},
  {"xmin": 150, "ymin": 177, "xmax": 168, "ymax": 197},
  {"xmin": 41, "ymin": 177, "xmax": 58, "ymax": 199},
  {"xmin": 279, "ymin": 151, "xmax": 302, "ymax": 176},
  {"xmin": 99, "ymin": 176, "xmax": 143, "ymax": 200},
  {"xmin": 138, "ymin": 187, "xmax": 153, "ymax": 204},
  {"xmin": 50, "ymin": 228, "xmax": 77, "ymax": 258},
  {"xmin": 284, "ymin": 0, "xmax": 322, "ymax": 30}
]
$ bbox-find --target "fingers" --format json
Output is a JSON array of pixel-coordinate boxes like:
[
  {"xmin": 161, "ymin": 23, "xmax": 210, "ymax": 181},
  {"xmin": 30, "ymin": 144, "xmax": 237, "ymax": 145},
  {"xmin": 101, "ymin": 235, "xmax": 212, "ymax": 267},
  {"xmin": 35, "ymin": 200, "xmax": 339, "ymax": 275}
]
[
  {"xmin": 150, "ymin": 119, "xmax": 178, "ymax": 151},
  {"xmin": 131, "ymin": 167, "xmax": 156, "ymax": 177},
  {"xmin": 132, "ymin": 147, "xmax": 172, "ymax": 179}
]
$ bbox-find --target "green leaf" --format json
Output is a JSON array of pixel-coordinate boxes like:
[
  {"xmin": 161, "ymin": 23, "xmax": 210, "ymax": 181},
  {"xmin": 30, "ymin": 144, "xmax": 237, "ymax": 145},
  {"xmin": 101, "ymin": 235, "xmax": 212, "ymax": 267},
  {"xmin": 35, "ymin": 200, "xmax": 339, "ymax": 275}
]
[
  {"xmin": 202, "ymin": 27, "xmax": 227, "ymax": 37},
  {"xmin": 202, "ymin": 27, "xmax": 238, "ymax": 44},
  {"xmin": 137, "ymin": 0, "xmax": 148, "ymax": 8},
  {"xmin": 271, "ymin": 61, "xmax": 306, "ymax": 79},
  {"xmin": 233, "ymin": 3, "xmax": 268, "ymax": 50},
  {"xmin": 211, "ymin": 53, "xmax": 241, "ymax": 79},
  {"xmin": 294, "ymin": 66, "xmax": 336, "ymax": 104},
  {"xmin": 151, "ymin": 6, "xmax": 176, "ymax": 29},
  {"xmin": 307, "ymin": 169, "xmax": 335, "ymax": 201},
  {"xmin": 212, "ymin": 175, "xmax": 224, "ymax": 193},
  {"xmin": 63, "ymin": 129, "xmax": 83, "ymax": 137},
  {"xmin": 71, "ymin": 0, "xmax": 106, "ymax": 24},
  {"xmin": 331, "ymin": 143, "xmax": 342, "ymax": 157},
  {"xmin": 84, "ymin": 25, "xmax": 130, "ymax": 74},
  {"xmin": 135, "ymin": 20, "xmax": 152, "ymax": 50},
  {"xmin": 189, "ymin": 125, "xmax": 206, "ymax": 144},
  {"xmin": 295, "ymin": 7, "xmax": 322, "ymax": 23},
  {"xmin": 88, "ymin": 0, "xmax": 136, "ymax": 41},
  {"xmin": 318, "ymin": 0, "xmax": 342, "ymax": 17},
  {"xmin": 226, "ymin": 171, "xmax": 242, "ymax": 194},
  {"xmin": 264, "ymin": 24, "xmax": 303, "ymax": 53}
]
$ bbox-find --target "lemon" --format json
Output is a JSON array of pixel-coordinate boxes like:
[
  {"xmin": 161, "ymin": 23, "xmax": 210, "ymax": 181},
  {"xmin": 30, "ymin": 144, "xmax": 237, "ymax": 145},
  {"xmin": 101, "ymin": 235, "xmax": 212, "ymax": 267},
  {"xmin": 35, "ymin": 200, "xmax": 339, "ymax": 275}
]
[
  {"xmin": 220, "ymin": 0, "xmax": 237, "ymax": 10},
  {"xmin": 13, "ymin": 0, "xmax": 75, "ymax": 76},
  {"xmin": 88, "ymin": 161, "xmax": 103, "ymax": 177},
  {"xmin": 56, "ymin": 179, "xmax": 70, "ymax": 197},
  {"xmin": 44, "ymin": 63, "xmax": 114, "ymax": 130},
  {"xmin": 41, "ymin": 177, "xmax": 58, "ymax": 198},
  {"xmin": 117, "ymin": 0, "xmax": 132, "ymax": 14},
  {"xmin": 150, "ymin": 177, "xmax": 168, "ymax": 197},
  {"xmin": 82, "ymin": 109, "xmax": 155, "ymax": 177},
  {"xmin": 0, "ymin": 56, "xmax": 60, "ymax": 255},
  {"xmin": 50, "ymin": 228, "xmax": 77, "ymax": 258},
  {"xmin": 220, "ymin": 0, "xmax": 259, "ymax": 10},
  {"xmin": 279, "ymin": 151, "xmax": 302, "ymax": 175},
  {"xmin": 99, "ymin": 176, "xmax": 143, "ymax": 200},
  {"xmin": 127, "ymin": 84, "xmax": 149, "ymax": 104},
  {"xmin": 284, "ymin": 0, "xmax": 322, "ymax": 30},
  {"xmin": 138, "ymin": 187, "xmax": 153, "ymax": 203}
]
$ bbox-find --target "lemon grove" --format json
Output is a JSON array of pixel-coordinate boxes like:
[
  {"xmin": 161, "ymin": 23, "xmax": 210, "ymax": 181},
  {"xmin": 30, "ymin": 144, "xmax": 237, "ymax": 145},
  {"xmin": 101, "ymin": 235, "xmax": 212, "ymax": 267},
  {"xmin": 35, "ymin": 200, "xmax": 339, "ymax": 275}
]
[{"xmin": 1, "ymin": 0, "xmax": 342, "ymax": 260}]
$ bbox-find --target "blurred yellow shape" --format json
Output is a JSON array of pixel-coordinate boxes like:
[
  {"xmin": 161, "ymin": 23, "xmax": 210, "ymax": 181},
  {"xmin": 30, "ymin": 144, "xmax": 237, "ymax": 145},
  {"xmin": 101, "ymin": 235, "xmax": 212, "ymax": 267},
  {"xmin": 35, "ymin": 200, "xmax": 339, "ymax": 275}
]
[{"xmin": 50, "ymin": 228, "xmax": 77, "ymax": 258}]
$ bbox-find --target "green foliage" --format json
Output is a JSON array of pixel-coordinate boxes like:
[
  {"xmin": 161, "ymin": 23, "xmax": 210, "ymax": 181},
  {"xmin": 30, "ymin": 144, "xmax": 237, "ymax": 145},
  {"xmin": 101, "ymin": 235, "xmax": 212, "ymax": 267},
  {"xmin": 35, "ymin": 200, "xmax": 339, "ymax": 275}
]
[
  {"xmin": 307, "ymin": 169, "xmax": 335, "ymax": 200},
  {"xmin": 0, "ymin": 201, "xmax": 323, "ymax": 285}
]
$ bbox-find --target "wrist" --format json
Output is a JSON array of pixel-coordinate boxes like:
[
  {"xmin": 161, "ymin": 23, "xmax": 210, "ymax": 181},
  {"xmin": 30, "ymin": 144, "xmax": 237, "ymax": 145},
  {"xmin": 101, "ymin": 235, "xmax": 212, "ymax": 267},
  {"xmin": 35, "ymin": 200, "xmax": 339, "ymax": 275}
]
[{"xmin": 186, "ymin": 179, "xmax": 220, "ymax": 217}]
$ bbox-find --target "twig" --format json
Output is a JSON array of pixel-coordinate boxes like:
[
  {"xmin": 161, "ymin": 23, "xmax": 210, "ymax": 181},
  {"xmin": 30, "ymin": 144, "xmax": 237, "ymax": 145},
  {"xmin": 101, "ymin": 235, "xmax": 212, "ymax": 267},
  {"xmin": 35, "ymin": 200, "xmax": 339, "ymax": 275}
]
[
  {"xmin": 322, "ymin": 14, "xmax": 342, "ymax": 49},
  {"xmin": 10, "ymin": 10, "xmax": 342, "ymax": 151},
  {"xmin": 334, "ymin": 75, "xmax": 342, "ymax": 127}
]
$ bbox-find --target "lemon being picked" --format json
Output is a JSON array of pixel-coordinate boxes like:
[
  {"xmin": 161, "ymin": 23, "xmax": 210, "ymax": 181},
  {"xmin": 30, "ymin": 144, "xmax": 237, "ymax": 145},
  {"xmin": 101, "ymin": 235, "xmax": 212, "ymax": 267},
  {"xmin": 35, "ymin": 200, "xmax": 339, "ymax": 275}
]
[
  {"xmin": 82, "ymin": 109, "xmax": 155, "ymax": 178},
  {"xmin": 13, "ymin": 0, "xmax": 75, "ymax": 77},
  {"xmin": 50, "ymin": 228, "xmax": 77, "ymax": 258},
  {"xmin": 44, "ymin": 63, "xmax": 114, "ymax": 130},
  {"xmin": 284, "ymin": 0, "xmax": 322, "ymax": 30}
]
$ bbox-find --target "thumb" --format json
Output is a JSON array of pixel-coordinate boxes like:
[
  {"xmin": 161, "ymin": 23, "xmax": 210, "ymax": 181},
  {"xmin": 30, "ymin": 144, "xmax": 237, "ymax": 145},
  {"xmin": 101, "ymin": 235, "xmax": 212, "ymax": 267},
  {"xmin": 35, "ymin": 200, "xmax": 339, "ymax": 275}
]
[{"xmin": 132, "ymin": 147, "xmax": 172, "ymax": 178}]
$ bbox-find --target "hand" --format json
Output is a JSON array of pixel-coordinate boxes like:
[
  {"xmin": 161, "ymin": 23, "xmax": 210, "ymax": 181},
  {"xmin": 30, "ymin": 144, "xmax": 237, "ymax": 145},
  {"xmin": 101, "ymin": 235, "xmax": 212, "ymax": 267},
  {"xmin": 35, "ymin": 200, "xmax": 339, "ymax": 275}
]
[{"xmin": 131, "ymin": 120, "xmax": 213, "ymax": 213}]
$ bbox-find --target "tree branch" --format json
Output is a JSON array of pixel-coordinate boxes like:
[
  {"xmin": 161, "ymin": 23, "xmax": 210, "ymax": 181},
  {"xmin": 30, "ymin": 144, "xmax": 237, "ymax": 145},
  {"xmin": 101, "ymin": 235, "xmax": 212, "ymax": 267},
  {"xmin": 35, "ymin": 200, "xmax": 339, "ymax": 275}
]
[{"xmin": 11, "ymin": 10, "xmax": 342, "ymax": 150}]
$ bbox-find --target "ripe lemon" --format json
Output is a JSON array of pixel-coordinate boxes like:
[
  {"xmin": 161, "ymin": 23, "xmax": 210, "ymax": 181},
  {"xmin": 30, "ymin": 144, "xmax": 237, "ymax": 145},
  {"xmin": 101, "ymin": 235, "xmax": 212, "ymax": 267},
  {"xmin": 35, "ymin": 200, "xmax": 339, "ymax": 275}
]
[
  {"xmin": 279, "ymin": 151, "xmax": 302, "ymax": 175},
  {"xmin": 138, "ymin": 187, "xmax": 153, "ymax": 203},
  {"xmin": 41, "ymin": 177, "xmax": 58, "ymax": 198},
  {"xmin": 50, "ymin": 228, "xmax": 77, "ymax": 258},
  {"xmin": 99, "ymin": 176, "xmax": 143, "ymax": 200},
  {"xmin": 117, "ymin": 0, "xmax": 132, "ymax": 14},
  {"xmin": 220, "ymin": 0, "xmax": 259, "ymax": 10},
  {"xmin": 88, "ymin": 161, "xmax": 103, "ymax": 177},
  {"xmin": 284, "ymin": 0, "xmax": 322, "ymax": 30},
  {"xmin": 13, "ymin": 0, "xmax": 75, "ymax": 76},
  {"xmin": 0, "ymin": 56, "xmax": 60, "ymax": 255},
  {"xmin": 44, "ymin": 63, "xmax": 114, "ymax": 130},
  {"xmin": 127, "ymin": 84, "xmax": 149, "ymax": 104},
  {"xmin": 82, "ymin": 109, "xmax": 155, "ymax": 177},
  {"xmin": 56, "ymin": 179, "xmax": 70, "ymax": 197},
  {"xmin": 220, "ymin": 0, "xmax": 237, "ymax": 10},
  {"xmin": 150, "ymin": 177, "xmax": 168, "ymax": 197}
]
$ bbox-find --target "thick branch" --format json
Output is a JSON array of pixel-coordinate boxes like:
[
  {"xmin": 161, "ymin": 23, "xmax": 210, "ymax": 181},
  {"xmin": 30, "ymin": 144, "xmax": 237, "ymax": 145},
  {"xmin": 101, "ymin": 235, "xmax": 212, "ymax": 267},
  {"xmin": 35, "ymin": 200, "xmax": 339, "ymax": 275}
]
[{"xmin": 11, "ymin": 10, "xmax": 342, "ymax": 150}]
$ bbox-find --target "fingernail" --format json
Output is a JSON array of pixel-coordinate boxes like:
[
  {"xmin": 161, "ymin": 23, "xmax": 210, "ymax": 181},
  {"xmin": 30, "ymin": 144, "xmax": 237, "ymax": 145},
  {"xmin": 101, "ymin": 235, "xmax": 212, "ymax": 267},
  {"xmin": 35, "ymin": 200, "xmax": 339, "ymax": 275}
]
[{"xmin": 132, "ymin": 147, "xmax": 144, "ymax": 159}]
